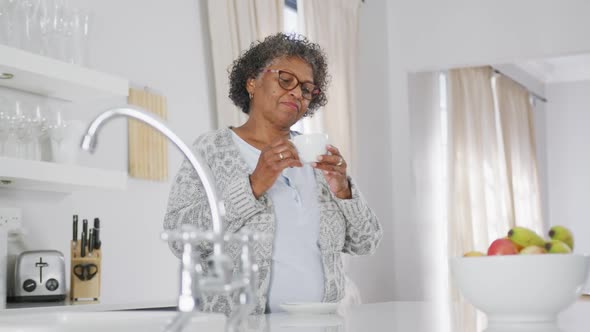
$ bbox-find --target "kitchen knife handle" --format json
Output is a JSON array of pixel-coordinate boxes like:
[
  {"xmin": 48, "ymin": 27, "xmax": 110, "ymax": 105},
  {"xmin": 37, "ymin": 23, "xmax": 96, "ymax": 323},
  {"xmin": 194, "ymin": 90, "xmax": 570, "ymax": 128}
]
[
  {"xmin": 93, "ymin": 218, "xmax": 101, "ymax": 250},
  {"xmin": 82, "ymin": 219, "xmax": 88, "ymax": 238},
  {"xmin": 88, "ymin": 229, "xmax": 94, "ymax": 255},
  {"xmin": 72, "ymin": 214, "xmax": 78, "ymax": 248},
  {"xmin": 73, "ymin": 215, "xmax": 78, "ymax": 242},
  {"xmin": 81, "ymin": 231, "xmax": 86, "ymax": 257}
]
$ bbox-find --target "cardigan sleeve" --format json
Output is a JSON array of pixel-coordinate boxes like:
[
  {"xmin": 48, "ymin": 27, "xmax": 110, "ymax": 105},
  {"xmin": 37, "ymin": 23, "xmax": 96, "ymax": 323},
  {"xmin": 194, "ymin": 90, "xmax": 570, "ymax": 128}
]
[
  {"xmin": 333, "ymin": 177, "xmax": 383, "ymax": 255},
  {"xmin": 163, "ymin": 135, "xmax": 267, "ymax": 257}
]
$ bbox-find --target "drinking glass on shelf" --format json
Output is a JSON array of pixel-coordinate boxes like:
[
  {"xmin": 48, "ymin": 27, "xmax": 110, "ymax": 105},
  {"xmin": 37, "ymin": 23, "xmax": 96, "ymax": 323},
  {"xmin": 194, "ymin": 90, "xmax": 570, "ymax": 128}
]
[
  {"xmin": 29, "ymin": 102, "xmax": 47, "ymax": 161},
  {"xmin": 0, "ymin": 94, "xmax": 18, "ymax": 158},
  {"xmin": 61, "ymin": 6, "xmax": 75, "ymax": 64},
  {"xmin": 46, "ymin": 107, "xmax": 88, "ymax": 164},
  {"xmin": 4, "ymin": 118, "xmax": 18, "ymax": 158},
  {"xmin": 16, "ymin": 0, "xmax": 41, "ymax": 53},
  {"xmin": 56, "ymin": 118, "xmax": 84, "ymax": 164},
  {"xmin": 0, "ymin": 1, "xmax": 9, "ymax": 45},
  {"xmin": 69, "ymin": 7, "xmax": 91, "ymax": 66},
  {"xmin": 49, "ymin": 0, "xmax": 67, "ymax": 60},
  {"xmin": 47, "ymin": 107, "xmax": 68, "ymax": 153},
  {"xmin": 0, "ymin": 0, "xmax": 20, "ymax": 47},
  {"xmin": 37, "ymin": 0, "xmax": 54, "ymax": 56},
  {"xmin": 13, "ymin": 100, "xmax": 35, "ymax": 159},
  {"xmin": 0, "ymin": 114, "xmax": 7, "ymax": 157},
  {"xmin": 1, "ymin": 101, "xmax": 18, "ymax": 158},
  {"xmin": 0, "ymin": 98, "xmax": 10, "ymax": 157}
]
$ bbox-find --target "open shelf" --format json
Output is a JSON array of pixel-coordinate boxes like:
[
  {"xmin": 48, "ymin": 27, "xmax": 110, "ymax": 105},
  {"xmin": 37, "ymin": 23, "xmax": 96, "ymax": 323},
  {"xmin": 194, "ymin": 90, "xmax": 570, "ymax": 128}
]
[
  {"xmin": 0, "ymin": 157, "xmax": 127, "ymax": 193},
  {"xmin": 0, "ymin": 44, "xmax": 128, "ymax": 102}
]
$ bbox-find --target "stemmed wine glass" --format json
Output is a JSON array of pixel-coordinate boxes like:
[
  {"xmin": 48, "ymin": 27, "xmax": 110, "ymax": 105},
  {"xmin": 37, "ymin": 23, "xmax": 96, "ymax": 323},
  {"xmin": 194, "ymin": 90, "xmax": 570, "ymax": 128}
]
[
  {"xmin": 0, "ymin": 113, "xmax": 8, "ymax": 157},
  {"xmin": 29, "ymin": 102, "xmax": 48, "ymax": 160},
  {"xmin": 13, "ymin": 100, "xmax": 36, "ymax": 159},
  {"xmin": 46, "ymin": 107, "xmax": 69, "ymax": 162}
]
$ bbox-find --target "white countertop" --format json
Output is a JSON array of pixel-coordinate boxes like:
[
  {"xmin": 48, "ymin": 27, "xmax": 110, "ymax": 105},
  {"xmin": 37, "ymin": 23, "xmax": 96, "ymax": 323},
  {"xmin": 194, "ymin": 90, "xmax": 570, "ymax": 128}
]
[
  {"xmin": 3, "ymin": 298, "xmax": 176, "ymax": 313},
  {"xmin": 1, "ymin": 298, "xmax": 589, "ymax": 331}
]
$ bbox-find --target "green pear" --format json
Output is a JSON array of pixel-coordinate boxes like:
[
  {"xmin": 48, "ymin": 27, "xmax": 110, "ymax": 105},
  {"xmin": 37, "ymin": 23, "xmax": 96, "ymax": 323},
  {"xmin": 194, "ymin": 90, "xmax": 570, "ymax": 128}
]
[
  {"xmin": 545, "ymin": 239, "xmax": 572, "ymax": 254},
  {"xmin": 549, "ymin": 225, "xmax": 574, "ymax": 250}
]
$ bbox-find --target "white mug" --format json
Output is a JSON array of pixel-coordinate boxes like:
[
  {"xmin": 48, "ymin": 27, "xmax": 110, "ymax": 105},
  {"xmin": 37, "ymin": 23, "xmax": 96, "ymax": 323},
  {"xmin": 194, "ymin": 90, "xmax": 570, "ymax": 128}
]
[{"xmin": 292, "ymin": 133, "xmax": 328, "ymax": 163}]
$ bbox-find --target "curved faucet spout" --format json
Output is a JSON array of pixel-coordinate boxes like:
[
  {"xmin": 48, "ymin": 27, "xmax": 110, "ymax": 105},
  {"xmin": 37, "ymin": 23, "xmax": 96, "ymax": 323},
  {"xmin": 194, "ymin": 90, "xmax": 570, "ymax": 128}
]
[{"xmin": 81, "ymin": 106, "xmax": 226, "ymax": 251}]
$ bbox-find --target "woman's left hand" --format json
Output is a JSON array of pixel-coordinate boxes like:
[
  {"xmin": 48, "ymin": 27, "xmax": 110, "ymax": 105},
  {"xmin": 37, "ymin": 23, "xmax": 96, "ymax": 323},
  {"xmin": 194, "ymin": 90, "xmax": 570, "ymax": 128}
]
[{"xmin": 312, "ymin": 145, "xmax": 352, "ymax": 199}]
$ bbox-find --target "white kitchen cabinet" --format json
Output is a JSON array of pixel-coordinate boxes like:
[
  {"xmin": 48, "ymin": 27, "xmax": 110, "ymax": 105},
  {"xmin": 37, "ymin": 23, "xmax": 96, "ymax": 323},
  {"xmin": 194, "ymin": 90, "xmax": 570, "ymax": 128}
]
[
  {"xmin": 0, "ymin": 157, "xmax": 127, "ymax": 193},
  {"xmin": 0, "ymin": 45, "xmax": 129, "ymax": 193}
]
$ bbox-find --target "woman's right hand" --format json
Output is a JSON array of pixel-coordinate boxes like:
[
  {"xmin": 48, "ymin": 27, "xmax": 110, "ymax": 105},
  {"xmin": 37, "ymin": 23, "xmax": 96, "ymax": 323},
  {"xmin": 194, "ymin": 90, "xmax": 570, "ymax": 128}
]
[{"xmin": 249, "ymin": 137, "xmax": 302, "ymax": 198}]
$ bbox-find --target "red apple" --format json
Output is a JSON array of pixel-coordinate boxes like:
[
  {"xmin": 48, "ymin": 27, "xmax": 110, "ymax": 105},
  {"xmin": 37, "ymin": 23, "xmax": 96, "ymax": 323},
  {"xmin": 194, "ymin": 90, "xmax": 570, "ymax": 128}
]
[{"xmin": 487, "ymin": 238, "xmax": 519, "ymax": 255}]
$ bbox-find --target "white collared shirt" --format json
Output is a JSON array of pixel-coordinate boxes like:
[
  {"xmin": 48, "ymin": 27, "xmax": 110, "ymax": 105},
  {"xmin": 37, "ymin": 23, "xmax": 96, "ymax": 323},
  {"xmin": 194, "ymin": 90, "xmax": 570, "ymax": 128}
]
[{"xmin": 230, "ymin": 130, "xmax": 324, "ymax": 313}]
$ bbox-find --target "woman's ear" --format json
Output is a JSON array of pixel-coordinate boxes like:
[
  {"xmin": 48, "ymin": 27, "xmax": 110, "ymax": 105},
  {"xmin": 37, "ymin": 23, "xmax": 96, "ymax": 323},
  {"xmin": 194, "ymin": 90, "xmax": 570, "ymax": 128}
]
[{"xmin": 246, "ymin": 78, "xmax": 256, "ymax": 95}]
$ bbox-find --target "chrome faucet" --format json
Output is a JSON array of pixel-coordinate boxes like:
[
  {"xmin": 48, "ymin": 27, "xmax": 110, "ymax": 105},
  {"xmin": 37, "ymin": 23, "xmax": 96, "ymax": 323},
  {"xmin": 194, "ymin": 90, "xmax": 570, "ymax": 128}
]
[{"xmin": 81, "ymin": 106, "xmax": 260, "ymax": 332}]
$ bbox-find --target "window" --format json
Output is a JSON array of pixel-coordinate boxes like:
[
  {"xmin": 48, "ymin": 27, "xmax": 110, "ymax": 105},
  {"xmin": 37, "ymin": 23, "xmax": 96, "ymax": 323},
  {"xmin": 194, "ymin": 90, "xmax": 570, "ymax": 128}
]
[
  {"xmin": 283, "ymin": 0, "xmax": 324, "ymax": 135},
  {"xmin": 284, "ymin": 0, "xmax": 298, "ymax": 34},
  {"xmin": 284, "ymin": 0, "xmax": 303, "ymax": 133}
]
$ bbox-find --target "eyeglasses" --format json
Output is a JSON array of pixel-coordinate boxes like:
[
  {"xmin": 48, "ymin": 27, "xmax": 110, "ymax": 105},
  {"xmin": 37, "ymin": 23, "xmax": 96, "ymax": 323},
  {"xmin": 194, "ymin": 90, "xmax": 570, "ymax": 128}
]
[{"xmin": 263, "ymin": 69, "xmax": 320, "ymax": 100}]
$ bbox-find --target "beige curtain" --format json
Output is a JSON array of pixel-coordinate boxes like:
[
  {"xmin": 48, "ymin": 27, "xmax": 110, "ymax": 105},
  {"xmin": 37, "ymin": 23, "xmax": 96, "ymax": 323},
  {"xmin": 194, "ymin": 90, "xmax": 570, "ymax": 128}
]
[
  {"xmin": 447, "ymin": 66, "xmax": 545, "ymax": 331},
  {"xmin": 492, "ymin": 75, "xmax": 544, "ymax": 235},
  {"xmin": 206, "ymin": 0, "xmax": 284, "ymax": 128},
  {"xmin": 299, "ymin": 0, "xmax": 361, "ymax": 175},
  {"xmin": 298, "ymin": 0, "xmax": 362, "ymax": 305},
  {"xmin": 448, "ymin": 67, "xmax": 545, "ymax": 258},
  {"xmin": 448, "ymin": 66, "xmax": 514, "ymax": 258},
  {"xmin": 447, "ymin": 66, "xmax": 511, "ymax": 331}
]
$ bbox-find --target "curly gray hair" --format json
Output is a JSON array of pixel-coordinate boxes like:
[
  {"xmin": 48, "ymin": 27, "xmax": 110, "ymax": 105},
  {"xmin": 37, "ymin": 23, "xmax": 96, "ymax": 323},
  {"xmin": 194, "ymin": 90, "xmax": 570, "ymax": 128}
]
[{"xmin": 228, "ymin": 33, "xmax": 329, "ymax": 117}]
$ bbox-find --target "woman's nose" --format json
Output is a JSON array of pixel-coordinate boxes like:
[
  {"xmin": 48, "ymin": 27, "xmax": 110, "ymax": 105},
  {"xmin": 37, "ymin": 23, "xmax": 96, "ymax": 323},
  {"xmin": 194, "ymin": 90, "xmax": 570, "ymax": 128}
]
[{"xmin": 289, "ymin": 84, "xmax": 304, "ymax": 100}]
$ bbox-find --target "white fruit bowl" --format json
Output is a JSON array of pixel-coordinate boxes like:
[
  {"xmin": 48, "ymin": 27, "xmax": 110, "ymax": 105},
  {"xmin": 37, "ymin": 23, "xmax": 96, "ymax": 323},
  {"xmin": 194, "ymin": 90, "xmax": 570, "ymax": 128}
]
[{"xmin": 449, "ymin": 254, "xmax": 590, "ymax": 323}]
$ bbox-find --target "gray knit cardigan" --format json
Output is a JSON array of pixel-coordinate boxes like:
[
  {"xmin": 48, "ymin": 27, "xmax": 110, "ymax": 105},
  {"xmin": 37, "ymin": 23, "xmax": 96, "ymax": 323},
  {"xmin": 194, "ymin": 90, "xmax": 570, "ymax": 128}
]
[{"xmin": 163, "ymin": 127, "xmax": 382, "ymax": 315}]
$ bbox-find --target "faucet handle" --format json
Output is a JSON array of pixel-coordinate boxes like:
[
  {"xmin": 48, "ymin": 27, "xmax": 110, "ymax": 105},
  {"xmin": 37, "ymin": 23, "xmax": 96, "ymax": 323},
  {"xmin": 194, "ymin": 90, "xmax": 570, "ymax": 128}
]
[
  {"xmin": 161, "ymin": 225, "xmax": 209, "ymax": 314},
  {"xmin": 199, "ymin": 253, "xmax": 235, "ymax": 292}
]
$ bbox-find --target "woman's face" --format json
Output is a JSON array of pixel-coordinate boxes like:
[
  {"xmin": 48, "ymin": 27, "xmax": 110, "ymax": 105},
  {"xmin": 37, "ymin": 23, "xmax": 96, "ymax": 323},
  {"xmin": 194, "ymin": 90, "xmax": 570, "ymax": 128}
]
[{"xmin": 246, "ymin": 56, "xmax": 314, "ymax": 129}]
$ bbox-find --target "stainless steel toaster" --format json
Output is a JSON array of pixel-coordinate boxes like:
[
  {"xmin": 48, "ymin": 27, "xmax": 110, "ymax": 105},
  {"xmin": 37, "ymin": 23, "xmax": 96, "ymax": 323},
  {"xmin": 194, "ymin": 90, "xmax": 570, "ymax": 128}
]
[{"xmin": 10, "ymin": 250, "xmax": 67, "ymax": 302}]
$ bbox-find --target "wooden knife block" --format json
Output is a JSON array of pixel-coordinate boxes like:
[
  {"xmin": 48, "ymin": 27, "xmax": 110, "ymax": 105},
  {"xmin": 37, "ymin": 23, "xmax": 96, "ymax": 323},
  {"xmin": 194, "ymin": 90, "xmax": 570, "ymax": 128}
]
[{"xmin": 70, "ymin": 241, "xmax": 101, "ymax": 301}]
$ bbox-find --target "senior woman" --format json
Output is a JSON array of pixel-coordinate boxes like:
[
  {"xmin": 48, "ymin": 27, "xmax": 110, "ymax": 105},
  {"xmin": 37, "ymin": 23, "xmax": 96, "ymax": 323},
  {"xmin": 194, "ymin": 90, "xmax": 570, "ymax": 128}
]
[{"xmin": 163, "ymin": 33, "xmax": 382, "ymax": 315}]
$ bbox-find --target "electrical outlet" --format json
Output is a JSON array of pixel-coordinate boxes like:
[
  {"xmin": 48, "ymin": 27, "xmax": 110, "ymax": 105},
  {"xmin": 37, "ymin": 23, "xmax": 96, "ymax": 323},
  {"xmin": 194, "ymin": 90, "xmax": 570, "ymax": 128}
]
[{"xmin": 0, "ymin": 207, "xmax": 22, "ymax": 231}]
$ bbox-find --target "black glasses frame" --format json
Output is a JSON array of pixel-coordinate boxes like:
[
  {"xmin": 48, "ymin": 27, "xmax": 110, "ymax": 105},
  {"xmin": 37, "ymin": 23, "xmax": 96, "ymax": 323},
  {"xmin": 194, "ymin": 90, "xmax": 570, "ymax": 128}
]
[{"xmin": 263, "ymin": 69, "xmax": 320, "ymax": 100}]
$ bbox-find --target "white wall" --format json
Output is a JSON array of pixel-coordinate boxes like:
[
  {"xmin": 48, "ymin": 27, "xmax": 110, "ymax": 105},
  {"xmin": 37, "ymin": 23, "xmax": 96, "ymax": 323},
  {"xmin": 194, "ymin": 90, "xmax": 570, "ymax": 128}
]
[
  {"xmin": 545, "ymin": 81, "xmax": 590, "ymax": 255},
  {"xmin": 407, "ymin": 72, "xmax": 446, "ymax": 301},
  {"xmin": 384, "ymin": 1, "xmax": 417, "ymax": 301},
  {"xmin": 354, "ymin": 0, "xmax": 395, "ymax": 303},
  {"xmin": 398, "ymin": 0, "xmax": 590, "ymax": 72},
  {"xmin": 1, "ymin": 0, "xmax": 212, "ymax": 306}
]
